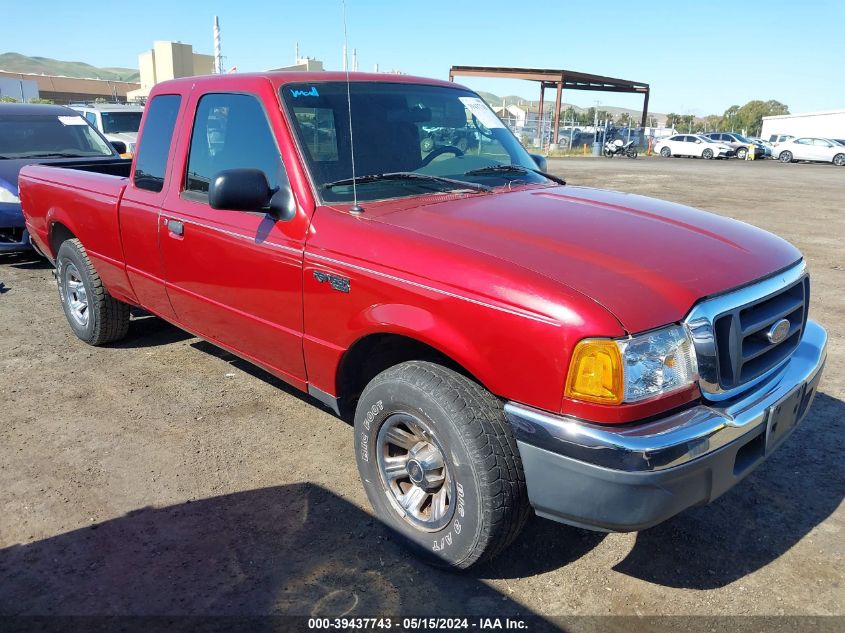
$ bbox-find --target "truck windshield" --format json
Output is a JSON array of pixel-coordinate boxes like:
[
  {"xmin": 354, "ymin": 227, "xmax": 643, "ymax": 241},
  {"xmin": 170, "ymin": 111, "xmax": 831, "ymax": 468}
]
[
  {"xmin": 0, "ymin": 112, "xmax": 115, "ymax": 159},
  {"xmin": 101, "ymin": 111, "xmax": 143, "ymax": 134},
  {"xmin": 281, "ymin": 81, "xmax": 550, "ymax": 202}
]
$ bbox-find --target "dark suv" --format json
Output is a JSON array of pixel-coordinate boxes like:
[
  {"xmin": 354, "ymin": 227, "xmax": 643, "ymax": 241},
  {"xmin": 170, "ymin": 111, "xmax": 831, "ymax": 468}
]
[{"xmin": 703, "ymin": 132, "xmax": 766, "ymax": 159}]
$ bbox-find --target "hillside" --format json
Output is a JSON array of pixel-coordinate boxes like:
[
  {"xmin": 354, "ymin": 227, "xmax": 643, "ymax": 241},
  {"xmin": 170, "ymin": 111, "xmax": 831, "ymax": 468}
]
[{"xmin": 0, "ymin": 52, "xmax": 139, "ymax": 82}]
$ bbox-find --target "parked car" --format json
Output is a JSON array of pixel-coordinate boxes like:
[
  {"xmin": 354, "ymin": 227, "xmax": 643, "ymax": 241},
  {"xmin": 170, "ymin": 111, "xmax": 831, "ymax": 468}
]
[
  {"xmin": 70, "ymin": 103, "xmax": 144, "ymax": 157},
  {"xmin": 774, "ymin": 137, "xmax": 845, "ymax": 165},
  {"xmin": 0, "ymin": 103, "xmax": 127, "ymax": 254},
  {"xmin": 766, "ymin": 133, "xmax": 795, "ymax": 156},
  {"xmin": 654, "ymin": 134, "xmax": 733, "ymax": 159},
  {"xmin": 748, "ymin": 137, "xmax": 773, "ymax": 158},
  {"xmin": 19, "ymin": 72, "xmax": 827, "ymax": 568},
  {"xmin": 703, "ymin": 133, "xmax": 766, "ymax": 159}
]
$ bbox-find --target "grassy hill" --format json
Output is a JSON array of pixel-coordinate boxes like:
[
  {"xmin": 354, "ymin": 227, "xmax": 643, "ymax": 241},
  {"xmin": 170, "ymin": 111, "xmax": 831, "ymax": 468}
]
[{"xmin": 0, "ymin": 52, "xmax": 139, "ymax": 82}]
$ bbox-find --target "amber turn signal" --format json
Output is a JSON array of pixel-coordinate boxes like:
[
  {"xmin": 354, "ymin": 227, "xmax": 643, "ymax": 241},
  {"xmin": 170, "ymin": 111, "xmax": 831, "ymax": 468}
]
[{"xmin": 564, "ymin": 339, "xmax": 624, "ymax": 405}]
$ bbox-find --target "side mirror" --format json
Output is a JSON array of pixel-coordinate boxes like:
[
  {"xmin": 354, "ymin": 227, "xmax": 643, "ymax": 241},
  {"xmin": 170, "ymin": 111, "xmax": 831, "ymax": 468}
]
[
  {"xmin": 110, "ymin": 140, "xmax": 127, "ymax": 154},
  {"xmin": 529, "ymin": 153, "xmax": 547, "ymax": 172},
  {"xmin": 268, "ymin": 186, "xmax": 297, "ymax": 222},
  {"xmin": 208, "ymin": 168, "xmax": 296, "ymax": 221}
]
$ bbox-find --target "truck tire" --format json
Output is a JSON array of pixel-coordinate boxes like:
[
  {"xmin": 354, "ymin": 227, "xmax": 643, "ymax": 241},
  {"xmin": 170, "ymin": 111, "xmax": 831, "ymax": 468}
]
[
  {"xmin": 56, "ymin": 238, "xmax": 130, "ymax": 345},
  {"xmin": 354, "ymin": 361, "xmax": 529, "ymax": 569}
]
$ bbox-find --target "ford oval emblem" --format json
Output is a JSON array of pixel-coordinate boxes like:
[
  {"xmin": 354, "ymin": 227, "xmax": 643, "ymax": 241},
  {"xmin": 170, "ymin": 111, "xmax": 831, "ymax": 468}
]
[{"xmin": 766, "ymin": 318, "xmax": 791, "ymax": 344}]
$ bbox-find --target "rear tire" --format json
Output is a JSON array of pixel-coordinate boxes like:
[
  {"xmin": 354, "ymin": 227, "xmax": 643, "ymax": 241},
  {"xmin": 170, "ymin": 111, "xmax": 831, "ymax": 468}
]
[
  {"xmin": 779, "ymin": 150, "xmax": 793, "ymax": 163},
  {"xmin": 833, "ymin": 153, "xmax": 845, "ymax": 166},
  {"xmin": 56, "ymin": 239, "xmax": 130, "ymax": 346},
  {"xmin": 354, "ymin": 361, "xmax": 530, "ymax": 569}
]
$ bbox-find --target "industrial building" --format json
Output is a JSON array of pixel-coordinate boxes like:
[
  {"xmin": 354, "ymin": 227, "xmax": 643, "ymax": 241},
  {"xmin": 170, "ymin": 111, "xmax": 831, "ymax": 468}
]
[
  {"xmin": 760, "ymin": 109, "xmax": 845, "ymax": 141},
  {"xmin": 126, "ymin": 41, "xmax": 214, "ymax": 102},
  {"xmin": 0, "ymin": 70, "xmax": 139, "ymax": 104}
]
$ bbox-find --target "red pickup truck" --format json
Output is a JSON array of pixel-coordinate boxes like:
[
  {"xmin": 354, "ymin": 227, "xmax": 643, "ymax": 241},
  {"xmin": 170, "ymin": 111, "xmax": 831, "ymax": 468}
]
[{"xmin": 19, "ymin": 72, "xmax": 827, "ymax": 568}]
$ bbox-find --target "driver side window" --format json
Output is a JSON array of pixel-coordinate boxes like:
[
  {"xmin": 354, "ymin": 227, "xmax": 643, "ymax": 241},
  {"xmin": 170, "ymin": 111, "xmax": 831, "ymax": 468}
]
[{"xmin": 185, "ymin": 92, "xmax": 286, "ymax": 197}]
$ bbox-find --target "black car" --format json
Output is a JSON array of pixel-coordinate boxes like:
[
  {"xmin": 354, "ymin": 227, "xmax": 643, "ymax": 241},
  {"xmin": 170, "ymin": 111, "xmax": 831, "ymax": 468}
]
[{"xmin": 0, "ymin": 104, "xmax": 127, "ymax": 254}]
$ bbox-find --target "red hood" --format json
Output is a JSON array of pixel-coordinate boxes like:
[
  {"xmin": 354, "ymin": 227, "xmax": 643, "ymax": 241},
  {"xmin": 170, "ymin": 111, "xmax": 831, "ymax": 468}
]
[{"xmin": 372, "ymin": 186, "xmax": 802, "ymax": 333}]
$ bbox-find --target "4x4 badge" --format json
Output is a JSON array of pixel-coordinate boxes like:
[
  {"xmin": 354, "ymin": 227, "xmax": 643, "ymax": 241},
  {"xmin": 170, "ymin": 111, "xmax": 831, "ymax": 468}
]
[{"xmin": 313, "ymin": 270, "xmax": 351, "ymax": 293}]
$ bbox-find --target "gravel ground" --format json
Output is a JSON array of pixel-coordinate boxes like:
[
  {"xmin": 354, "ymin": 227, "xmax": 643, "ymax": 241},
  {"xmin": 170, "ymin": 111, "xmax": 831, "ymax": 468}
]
[{"xmin": 0, "ymin": 156, "xmax": 842, "ymax": 623}]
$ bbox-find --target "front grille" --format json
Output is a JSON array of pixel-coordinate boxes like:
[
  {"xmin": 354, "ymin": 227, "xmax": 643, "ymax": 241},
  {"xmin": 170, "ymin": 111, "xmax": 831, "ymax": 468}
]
[
  {"xmin": 713, "ymin": 276, "xmax": 809, "ymax": 389},
  {"xmin": 0, "ymin": 227, "xmax": 25, "ymax": 244},
  {"xmin": 684, "ymin": 262, "xmax": 810, "ymax": 401}
]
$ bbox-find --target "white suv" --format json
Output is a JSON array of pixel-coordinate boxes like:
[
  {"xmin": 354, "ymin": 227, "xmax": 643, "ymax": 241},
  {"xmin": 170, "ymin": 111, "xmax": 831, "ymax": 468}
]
[{"xmin": 70, "ymin": 103, "xmax": 144, "ymax": 156}]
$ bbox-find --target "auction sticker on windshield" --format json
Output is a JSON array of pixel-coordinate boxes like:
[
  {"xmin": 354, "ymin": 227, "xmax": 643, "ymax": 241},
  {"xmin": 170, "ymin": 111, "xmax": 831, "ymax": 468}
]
[
  {"xmin": 458, "ymin": 97, "xmax": 505, "ymax": 129},
  {"xmin": 57, "ymin": 116, "xmax": 88, "ymax": 126}
]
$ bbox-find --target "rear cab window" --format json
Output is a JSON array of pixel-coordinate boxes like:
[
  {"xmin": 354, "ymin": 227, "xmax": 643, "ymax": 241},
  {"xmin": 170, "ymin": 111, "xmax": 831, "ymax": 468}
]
[{"xmin": 133, "ymin": 95, "xmax": 182, "ymax": 192}]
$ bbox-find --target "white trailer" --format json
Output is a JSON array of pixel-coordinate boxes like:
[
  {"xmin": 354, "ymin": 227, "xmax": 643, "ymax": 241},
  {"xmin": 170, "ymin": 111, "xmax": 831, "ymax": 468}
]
[{"xmin": 761, "ymin": 109, "xmax": 845, "ymax": 142}]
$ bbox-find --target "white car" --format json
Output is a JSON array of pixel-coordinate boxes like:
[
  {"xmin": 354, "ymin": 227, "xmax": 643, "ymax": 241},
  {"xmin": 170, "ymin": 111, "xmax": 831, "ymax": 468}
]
[
  {"xmin": 655, "ymin": 134, "xmax": 733, "ymax": 159},
  {"xmin": 70, "ymin": 103, "xmax": 144, "ymax": 156},
  {"xmin": 775, "ymin": 137, "xmax": 845, "ymax": 166}
]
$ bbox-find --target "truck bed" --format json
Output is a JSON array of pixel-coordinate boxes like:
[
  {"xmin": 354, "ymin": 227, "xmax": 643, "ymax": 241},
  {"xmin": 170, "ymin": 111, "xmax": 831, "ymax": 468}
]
[{"xmin": 19, "ymin": 159, "xmax": 136, "ymax": 303}]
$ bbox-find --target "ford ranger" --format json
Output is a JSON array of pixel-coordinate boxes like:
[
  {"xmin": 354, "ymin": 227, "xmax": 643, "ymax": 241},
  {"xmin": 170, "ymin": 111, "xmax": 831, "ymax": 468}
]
[{"xmin": 19, "ymin": 72, "xmax": 828, "ymax": 569}]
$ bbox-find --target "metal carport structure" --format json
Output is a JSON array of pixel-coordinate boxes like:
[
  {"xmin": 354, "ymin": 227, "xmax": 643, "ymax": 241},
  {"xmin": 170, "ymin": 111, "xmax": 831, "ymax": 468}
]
[{"xmin": 448, "ymin": 65, "xmax": 650, "ymax": 145}]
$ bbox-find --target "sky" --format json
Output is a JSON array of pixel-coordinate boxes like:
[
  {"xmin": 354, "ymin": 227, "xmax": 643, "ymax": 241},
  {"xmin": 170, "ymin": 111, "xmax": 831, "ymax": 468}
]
[{"xmin": 3, "ymin": 0, "xmax": 844, "ymax": 116}]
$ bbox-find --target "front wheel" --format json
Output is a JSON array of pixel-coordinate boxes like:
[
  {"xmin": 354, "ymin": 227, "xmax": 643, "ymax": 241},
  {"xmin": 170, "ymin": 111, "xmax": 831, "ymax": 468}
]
[
  {"xmin": 56, "ymin": 238, "xmax": 130, "ymax": 345},
  {"xmin": 833, "ymin": 153, "xmax": 845, "ymax": 166},
  {"xmin": 779, "ymin": 150, "xmax": 793, "ymax": 163},
  {"xmin": 736, "ymin": 147, "xmax": 748, "ymax": 160},
  {"xmin": 660, "ymin": 146, "xmax": 671, "ymax": 158},
  {"xmin": 626, "ymin": 149, "xmax": 638, "ymax": 159},
  {"xmin": 702, "ymin": 148, "xmax": 714, "ymax": 160},
  {"xmin": 354, "ymin": 361, "xmax": 529, "ymax": 569}
]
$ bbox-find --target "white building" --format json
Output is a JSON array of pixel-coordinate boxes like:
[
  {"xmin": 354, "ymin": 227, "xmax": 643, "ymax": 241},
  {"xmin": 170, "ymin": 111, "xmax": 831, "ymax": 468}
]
[{"xmin": 760, "ymin": 109, "xmax": 845, "ymax": 141}]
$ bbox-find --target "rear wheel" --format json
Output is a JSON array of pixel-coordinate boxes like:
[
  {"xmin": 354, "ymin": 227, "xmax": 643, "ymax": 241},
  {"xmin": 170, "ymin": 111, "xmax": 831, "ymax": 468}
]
[
  {"xmin": 702, "ymin": 148, "xmax": 714, "ymax": 159},
  {"xmin": 833, "ymin": 153, "xmax": 845, "ymax": 166},
  {"xmin": 660, "ymin": 146, "xmax": 671, "ymax": 158},
  {"xmin": 56, "ymin": 238, "xmax": 130, "ymax": 345},
  {"xmin": 354, "ymin": 361, "xmax": 529, "ymax": 569},
  {"xmin": 779, "ymin": 150, "xmax": 793, "ymax": 163}
]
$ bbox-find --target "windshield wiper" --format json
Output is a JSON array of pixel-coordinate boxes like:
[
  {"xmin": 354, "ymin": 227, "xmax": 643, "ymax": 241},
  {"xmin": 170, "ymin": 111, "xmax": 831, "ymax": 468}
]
[
  {"xmin": 464, "ymin": 164, "xmax": 566, "ymax": 185},
  {"xmin": 3, "ymin": 152, "xmax": 90, "ymax": 159},
  {"xmin": 324, "ymin": 171, "xmax": 491, "ymax": 193}
]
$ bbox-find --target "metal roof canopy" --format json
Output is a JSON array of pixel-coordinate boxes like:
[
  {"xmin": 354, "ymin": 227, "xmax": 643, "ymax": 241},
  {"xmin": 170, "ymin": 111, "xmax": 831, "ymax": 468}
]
[{"xmin": 449, "ymin": 65, "xmax": 650, "ymax": 145}]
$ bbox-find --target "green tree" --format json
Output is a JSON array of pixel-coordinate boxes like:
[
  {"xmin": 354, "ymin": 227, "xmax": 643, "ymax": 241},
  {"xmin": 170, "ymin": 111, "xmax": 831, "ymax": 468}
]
[
  {"xmin": 28, "ymin": 98, "xmax": 54, "ymax": 104},
  {"xmin": 0, "ymin": 96, "xmax": 18, "ymax": 103},
  {"xmin": 646, "ymin": 115, "xmax": 657, "ymax": 127},
  {"xmin": 665, "ymin": 112, "xmax": 679, "ymax": 128}
]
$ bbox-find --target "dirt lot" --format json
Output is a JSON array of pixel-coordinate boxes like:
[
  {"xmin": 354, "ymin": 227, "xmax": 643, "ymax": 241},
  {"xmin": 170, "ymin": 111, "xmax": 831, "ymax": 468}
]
[{"xmin": 0, "ymin": 156, "xmax": 842, "ymax": 622}]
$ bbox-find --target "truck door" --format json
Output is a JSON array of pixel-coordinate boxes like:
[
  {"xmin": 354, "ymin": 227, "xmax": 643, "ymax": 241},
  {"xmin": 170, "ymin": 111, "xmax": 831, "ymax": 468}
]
[
  {"xmin": 121, "ymin": 93, "xmax": 183, "ymax": 320},
  {"xmin": 159, "ymin": 89, "xmax": 307, "ymax": 388}
]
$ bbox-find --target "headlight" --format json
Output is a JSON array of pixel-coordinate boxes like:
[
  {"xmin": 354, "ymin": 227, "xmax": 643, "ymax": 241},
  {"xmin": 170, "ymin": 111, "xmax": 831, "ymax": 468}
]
[
  {"xmin": 0, "ymin": 186, "xmax": 20, "ymax": 204},
  {"xmin": 565, "ymin": 325, "xmax": 697, "ymax": 405}
]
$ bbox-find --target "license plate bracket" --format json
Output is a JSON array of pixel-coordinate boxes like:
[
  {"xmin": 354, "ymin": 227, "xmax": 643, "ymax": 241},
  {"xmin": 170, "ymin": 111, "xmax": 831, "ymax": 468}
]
[{"xmin": 765, "ymin": 383, "xmax": 805, "ymax": 453}]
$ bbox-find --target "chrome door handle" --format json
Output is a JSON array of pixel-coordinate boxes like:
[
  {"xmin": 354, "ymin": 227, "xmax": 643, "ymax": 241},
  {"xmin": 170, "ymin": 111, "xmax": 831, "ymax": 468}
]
[{"xmin": 166, "ymin": 219, "xmax": 184, "ymax": 236}]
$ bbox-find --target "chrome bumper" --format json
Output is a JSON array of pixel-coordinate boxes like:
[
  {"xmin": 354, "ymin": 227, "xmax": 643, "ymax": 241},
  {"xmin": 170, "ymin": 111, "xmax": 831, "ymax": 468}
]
[
  {"xmin": 505, "ymin": 319, "xmax": 827, "ymax": 472},
  {"xmin": 504, "ymin": 320, "xmax": 827, "ymax": 531}
]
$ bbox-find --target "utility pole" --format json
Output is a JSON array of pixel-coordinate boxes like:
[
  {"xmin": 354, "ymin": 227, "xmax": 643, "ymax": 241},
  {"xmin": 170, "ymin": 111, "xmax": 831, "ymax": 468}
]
[{"xmin": 213, "ymin": 16, "xmax": 223, "ymax": 74}]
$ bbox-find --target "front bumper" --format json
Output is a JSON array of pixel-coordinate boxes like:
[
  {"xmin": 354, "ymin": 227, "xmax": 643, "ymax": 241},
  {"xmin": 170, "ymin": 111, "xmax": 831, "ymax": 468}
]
[
  {"xmin": 505, "ymin": 320, "xmax": 827, "ymax": 532},
  {"xmin": 0, "ymin": 202, "xmax": 31, "ymax": 254}
]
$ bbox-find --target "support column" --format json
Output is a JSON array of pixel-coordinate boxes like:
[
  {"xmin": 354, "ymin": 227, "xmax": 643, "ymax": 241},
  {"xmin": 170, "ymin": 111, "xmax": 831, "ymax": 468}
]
[
  {"xmin": 538, "ymin": 83, "xmax": 545, "ymax": 146},
  {"xmin": 552, "ymin": 75, "xmax": 563, "ymax": 147},
  {"xmin": 640, "ymin": 88, "xmax": 650, "ymax": 128}
]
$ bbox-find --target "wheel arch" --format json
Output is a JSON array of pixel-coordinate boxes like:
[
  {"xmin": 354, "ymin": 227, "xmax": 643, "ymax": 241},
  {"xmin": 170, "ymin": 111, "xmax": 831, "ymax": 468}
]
[
  {"xmin": 49, "ymin": 220, "xmax": 77, "ymax": 258},
  {"xmin": 334, "ymin": 329, "xmax": 489, "ymax": 420}
]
